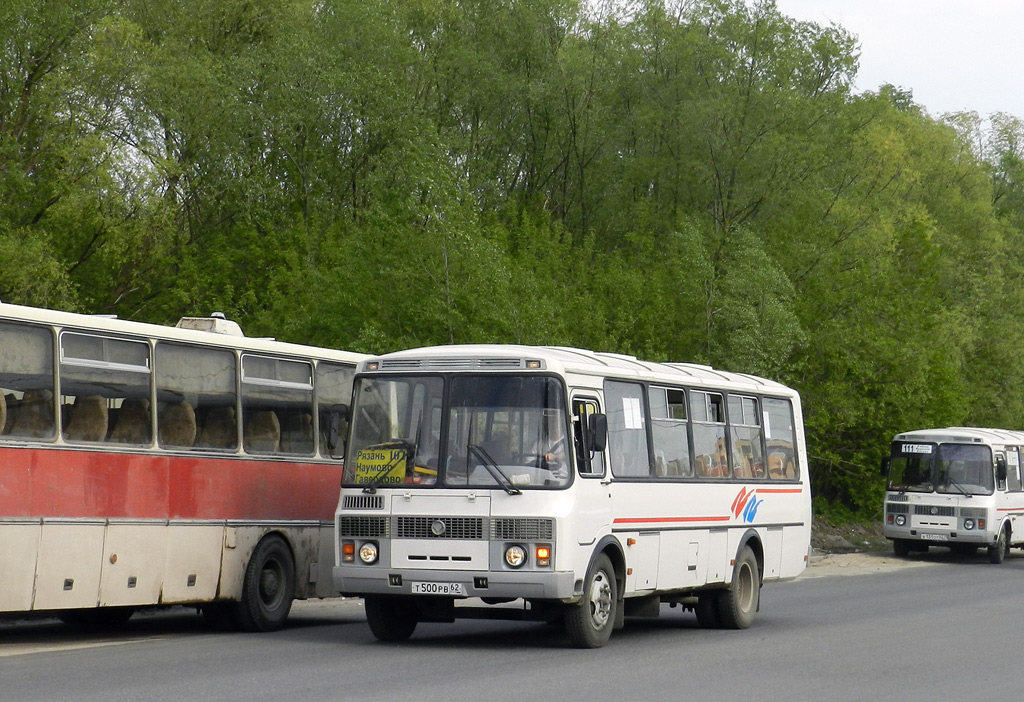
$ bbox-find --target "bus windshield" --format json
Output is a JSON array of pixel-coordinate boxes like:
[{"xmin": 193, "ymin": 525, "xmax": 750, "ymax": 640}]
[
  {"xmin": 345, "ymin": 374, "xmax": 571, "ymax": 489},
  {"xmin": 887, "ymin": 442, "xmax": 994, "ymax": 495}
]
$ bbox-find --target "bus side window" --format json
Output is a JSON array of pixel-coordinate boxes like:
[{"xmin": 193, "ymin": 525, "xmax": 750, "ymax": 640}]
[
  {"xmin": 156, "ymin": 342, "xmax": 236, "ymax": 450},
  {"xmin": 241, "ymin": 355, "xmax": 313, "ymax": 456},
  {"xmin": 573, "ymin": 398, "xmax": 605, "ymax": 476},
  {"xmin": 0, "ymin": 322, "xmax": 56, "ymax": 441},
  {"xmin": 605, "ymin": 380, "xmax": 651, "ymax": 478},
  {"xmin": 691, "ymin": 390, "xmax": 727, "ymax": 478},
  {"xmin": 763, "ymin": 397, "xmax": 798, "ymax": 480},
  {"xmin": 1007, "ymin": 448, "xmax": 1023, "ymax": 492},
  {"xmin": 59, "ymin": 332, "xmax": 152, "ymax": 446}
]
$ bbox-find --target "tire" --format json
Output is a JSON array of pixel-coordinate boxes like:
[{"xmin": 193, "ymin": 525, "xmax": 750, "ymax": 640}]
[
  {"xmin": 232, "ymin": 534, "xmax": 295, "ymax": 632},
  {"xmin": 893, "ymin": 539, "xmax": 911, "ymax": 558},
  {"xmin": 564, "ymin": 553, "xmax": 617, "ymax": 648},
  {"xmin": 717, "ymin": 546, "xmax": 759, "ymax": 630},
  {"xmin": 364, "ymin": 596, "xmax": 418, "ymax": 642},
  {"xmin": 989, "ymin": 527, "xmax": 1009, "ymax": 564},
  {"xmin": 694, "ymin": 592, "xmax": 723, "ymax": 628}
]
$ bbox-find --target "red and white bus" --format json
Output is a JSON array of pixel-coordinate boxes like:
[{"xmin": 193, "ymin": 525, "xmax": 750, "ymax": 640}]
[
  {"xmin": 0, "ymin": 303, "xmax": 366, "ymax": 630},
  {"xmin": 334, "ymin": 344, "xmax": 811, "ymax": 648}
]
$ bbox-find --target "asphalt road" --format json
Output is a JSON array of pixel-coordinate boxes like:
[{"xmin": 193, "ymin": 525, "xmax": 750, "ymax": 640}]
[{"xmin": 2, "ymin": 550, "xmax": 1019, "ymax": 702}]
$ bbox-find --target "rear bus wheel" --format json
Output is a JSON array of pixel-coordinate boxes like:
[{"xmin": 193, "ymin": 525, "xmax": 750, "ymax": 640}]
[
  {"xmin": 564, "ymin": 553, "xmax": 617, "ymax": 648},
  {"xmin": 717, "ymin": 546, "xmax": 759, "ymax": 629},
  {"xmin": 233, "ymin": 534, "xmax": 295, "ymax": 632}
]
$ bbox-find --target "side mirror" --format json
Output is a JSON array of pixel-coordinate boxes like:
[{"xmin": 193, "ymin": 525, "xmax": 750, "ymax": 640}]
[
  {"xmin": 997, "ymin": 456, "xmax": 1008, "ymax": 482},
  {"xmin": 880, "ymin": 457, "xmax": 891, "ymax": 477},
  {"xmin": 588, "ymin": 413, "xmax": 608, "ymax": 452}
]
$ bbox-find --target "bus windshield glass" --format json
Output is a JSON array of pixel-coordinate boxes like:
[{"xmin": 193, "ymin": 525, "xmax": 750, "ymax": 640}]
[
  {"xmin": 887, "ymin": 442, "xmax": 993, "ymax": 495},
  {"xmin": 345, "ymin": 374, "xmax": 571, "ymax": 489}
]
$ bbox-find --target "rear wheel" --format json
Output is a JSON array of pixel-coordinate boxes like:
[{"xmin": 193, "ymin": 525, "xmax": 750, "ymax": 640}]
[
  {"xmin": 717, "ymin": 546, "xmax": 759, "ymax": 629},
  {"xmin": 364, "ymin": 596, "xmax": 418, "ymax": 641},
  {"xmin": 232, "ymin": 534, "xmax": 295, "ymax": 631},
  {"xmin": 565, "ymin": 553, "xmax": 617, "ymax": 648},
  {"xmin": 694, "ymin": 592, "xmax": 723, "ymax": 628}
]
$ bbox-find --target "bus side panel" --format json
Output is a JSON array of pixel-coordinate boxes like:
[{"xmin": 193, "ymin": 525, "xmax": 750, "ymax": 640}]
[
  {"xmin": 623, "ymin": 531, "xmax": 659, "ymax": 593},
  {"xmin": 99, "ymin": 523, "xmax": 167, "ymax": 607},
  {"xmin": 162, "ymin": 525, "xmax": 223, "ymax": 603},
  {"xmin": 761, "ymin": 526, "xmax": 783, "ymax": 579},
  {"xmin": 33, "ymin": 523, "xmax": 104, "ymax": 610},
  {"xmin": 0, "ymin": 523, "xmax": 40, "ymax": 611},
  {"xmin": 781, "ymin": 524, "xmax": 810, "ymax": 579},
  {"xmin": 708, "ymin": 528, "xmax": 728, "ymax": 584},
  {"xmin": 657, "ymin": 531, "xmax": 707, "ymax": 590}
]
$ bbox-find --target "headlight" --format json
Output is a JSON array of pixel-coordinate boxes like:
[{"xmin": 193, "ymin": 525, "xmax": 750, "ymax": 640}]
[
  {"xmin": 895, "ymin": 515, "xmax": 906, "ymax": 527},
  {"xmin": 504, "ymin": 545, "xmax": 527, "ymax": 568},
  {"xmin": 964, "ymin": 519, "xmax": 975, "ymax": 530},
  {"xmin": 359, "ymin": 541, "xmax": 379, "ymax": 564}
]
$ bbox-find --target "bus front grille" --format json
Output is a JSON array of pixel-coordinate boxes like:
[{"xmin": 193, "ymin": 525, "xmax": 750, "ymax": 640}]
[{"xmin": 396, "ymin": 516, "xmax": 485, "ymax": 539}]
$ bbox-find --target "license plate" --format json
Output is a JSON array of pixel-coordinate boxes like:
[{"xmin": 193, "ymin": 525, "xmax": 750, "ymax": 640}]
[
  {"xmin": 920, "ymin": 533, "xmax": 948, "ymax": 541},
  {"xmin": 411, "ymin": 581, "xmax": 466, "ymax": 596}
]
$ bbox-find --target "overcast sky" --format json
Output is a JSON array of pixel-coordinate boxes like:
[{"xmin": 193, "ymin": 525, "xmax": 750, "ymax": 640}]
[{"xmin": 771, "ymin": 0, "xmax": 1024, "ymax": 119}]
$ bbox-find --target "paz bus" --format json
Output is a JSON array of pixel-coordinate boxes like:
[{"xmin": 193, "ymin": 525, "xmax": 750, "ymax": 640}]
[
  {"xmin": 333, "ymin": 344, "xmax": 811, "ymax": 648},
  {"xmin": 882, "ymin": 427, "xmax": 1024, "ymax": 563},
  {"xmin": 0, "ymin": 303, "xmax": 366, "ymax": 630}
]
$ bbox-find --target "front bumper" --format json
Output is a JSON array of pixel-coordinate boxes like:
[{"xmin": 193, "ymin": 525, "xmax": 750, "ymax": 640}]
[{"xmin": 334, "ymin": 564, "xmax": 577, "ymax": 600}]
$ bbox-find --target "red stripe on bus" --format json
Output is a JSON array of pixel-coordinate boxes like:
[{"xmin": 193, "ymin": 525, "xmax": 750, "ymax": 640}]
[
  {"xmin": 613, "ymin": 516, "xmax": 731, "ymax": 524},
  {"xmin": 756, "ymin": 488, "xmax": 804, "ymax": 494},
  {"xmin": 0, "ymin": 445, "xmax": 341, "ymax": 521}
]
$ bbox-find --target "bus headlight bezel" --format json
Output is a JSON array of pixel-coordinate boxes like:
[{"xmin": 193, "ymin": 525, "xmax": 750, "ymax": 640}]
[
  {"xmin": 894, "ymin": 515, "xmax": 906, "ymax": 527},
  {"xmin": 963, "ymin": 518, "xmax": 975, "ymax": 530}
]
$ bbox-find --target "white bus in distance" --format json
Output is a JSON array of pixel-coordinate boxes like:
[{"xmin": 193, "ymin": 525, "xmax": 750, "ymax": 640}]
[
  {"xmin": 882, "ymin": 427, "xmax": 1024, "ymax": 563},
  {"xmin": 334, "ymin": 345, "xmax": 811, "ymax": 648}
]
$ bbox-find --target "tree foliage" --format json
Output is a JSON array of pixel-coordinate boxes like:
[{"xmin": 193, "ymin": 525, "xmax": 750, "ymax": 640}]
[{"xmin": 3, "ymin": 0, "xmax": 1023, "ymax": 518}]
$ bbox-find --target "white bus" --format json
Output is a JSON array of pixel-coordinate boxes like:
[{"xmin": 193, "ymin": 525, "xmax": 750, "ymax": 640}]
[
  {"xmin": 0, "ymin": 303, "xmax": 366, "ymax": 630},
  {"xmin": 882, "ymin": 427, "xmax": 1024, "ymax": 563},
  {"xmin": 334, "ymin": 345, "xmax": 811, "ymax": 648}
]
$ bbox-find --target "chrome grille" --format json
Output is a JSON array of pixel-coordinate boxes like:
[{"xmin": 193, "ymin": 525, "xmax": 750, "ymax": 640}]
[
  {"xmin": 914, "ymin": 505, "xmax": 955, "ymax": 517},
  {"xmin": 886, "ymin": 503, "xmax": 909, "ymax": 514},
  {"xmin": 492, "ymin": 518, "xmax": 554, "ymax": 540},
  {"xmin": 338, "ymin": 516, "xmax": 389, "ymax": 538},
  {"xmin": 960, "ymin": 506, "xmax": 987, "ymax": 518},
  {"xmin": 396, "ymin": 516, "xmax": 484, "ymax": 539},
  {"xmin": 343, "ymin": 494, "xmax": 384, "ymax": 510}
]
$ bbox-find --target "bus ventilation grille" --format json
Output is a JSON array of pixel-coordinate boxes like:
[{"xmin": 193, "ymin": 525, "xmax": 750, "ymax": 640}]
[
  {"xmin": 491, "ymin": 518, "xmax": 554, "ymax": 541},
  {"xmin": 338, "ymin": 516, "xmax": 389, "ymax": 538},
  {"xmin": 343, "ymin": 494, "xmax": 384, "ymax": 511}
]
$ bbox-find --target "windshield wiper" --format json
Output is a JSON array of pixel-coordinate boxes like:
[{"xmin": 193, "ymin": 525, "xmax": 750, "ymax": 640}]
[
  {"xmin": 944, "ymin": 476, "xmax": 972, "ymax": 498},
  {"xmin": 467, "ymin": 443, "xmax": 521, "ymax": 496}
]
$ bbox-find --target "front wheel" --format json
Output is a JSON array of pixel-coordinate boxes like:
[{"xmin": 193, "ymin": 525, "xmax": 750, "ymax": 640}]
[
  {"xmin": 893, "ymin": 539, "xmax": 911, "ymax": 558},
  {"xmin": 717, "ymin": 546, "xmax": 759, "ymax": 629},
  {"xmin": 364, "ymin": 596, "xmax": 418, "ymax": 641},
  {"xmin": 989, "ymin": 528, "xmax": 1009, "ymax": 564},
  {"xmin": 233, "ymin": 534, "xmax": 295, "ymax": 632},
  {"xmin": 564, "ymin": 553, "xmax": 617, "ymax": 648}
]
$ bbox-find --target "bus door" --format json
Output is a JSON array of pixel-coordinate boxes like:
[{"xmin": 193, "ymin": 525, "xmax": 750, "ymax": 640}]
[{"xmin": 571, "ymin": 396, "xmax": 611, "ymax": 548}]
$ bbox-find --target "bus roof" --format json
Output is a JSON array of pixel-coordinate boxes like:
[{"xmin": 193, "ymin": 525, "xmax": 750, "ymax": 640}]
[
  {"xmin": 893, "ymin": 427, "xmax": 1024, "ymax": 445},
  {"xmin": 361, "ymin": 344, "xmax": 796, "ymax": 396},
  {"xmin": 0, "ymin": 302, "xmax": 367, "ymax": 364}
]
